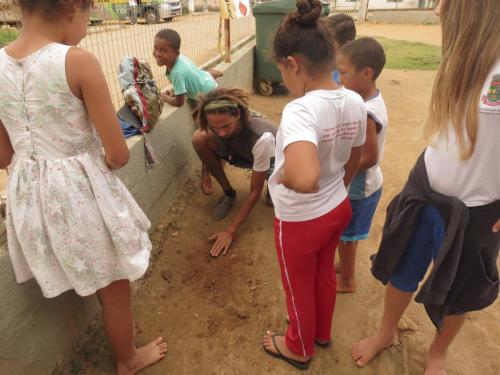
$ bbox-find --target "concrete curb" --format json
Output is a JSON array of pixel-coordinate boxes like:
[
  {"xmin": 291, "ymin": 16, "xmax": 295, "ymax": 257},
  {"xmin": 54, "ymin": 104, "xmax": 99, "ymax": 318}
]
[{"xmin": 0, "ymin": 38, "xmax": 255, "ymax": 375}]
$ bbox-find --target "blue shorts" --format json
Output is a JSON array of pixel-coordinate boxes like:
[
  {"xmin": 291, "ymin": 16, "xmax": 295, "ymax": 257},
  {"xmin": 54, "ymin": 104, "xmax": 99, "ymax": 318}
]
[
  {"xmin": 340, "ymin": 188, "xmax": 382, "ymax": 242},
  {"xmin": 390, "ymin": 204, "xmax": 445, "ymax": 293}
]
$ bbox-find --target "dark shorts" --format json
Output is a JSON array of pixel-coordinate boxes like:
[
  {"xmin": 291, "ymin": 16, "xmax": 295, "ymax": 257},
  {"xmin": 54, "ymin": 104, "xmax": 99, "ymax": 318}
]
[
  {"xmin": 340, "ymin": 188, "xmax": 382, "ymax": 242},
  {"xmin": 390, "ymin": 204, "xmax": 446, "ymax": 293},
  {"xmin": 215, "ymin": 137, "xmax": 274, "ymax": 178}
]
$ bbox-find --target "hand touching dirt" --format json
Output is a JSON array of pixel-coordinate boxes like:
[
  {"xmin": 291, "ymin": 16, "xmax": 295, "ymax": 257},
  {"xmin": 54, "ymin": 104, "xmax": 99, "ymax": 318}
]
[{"xmin": 209, "ymin": 231, "xmax": 235, "ymax": 257}]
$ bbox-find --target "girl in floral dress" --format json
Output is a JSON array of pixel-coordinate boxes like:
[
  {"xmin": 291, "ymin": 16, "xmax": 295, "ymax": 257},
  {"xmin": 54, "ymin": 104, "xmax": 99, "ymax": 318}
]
[{"xmin": 0, "ymin": 1, "xmax": 166, "ymax": 374}]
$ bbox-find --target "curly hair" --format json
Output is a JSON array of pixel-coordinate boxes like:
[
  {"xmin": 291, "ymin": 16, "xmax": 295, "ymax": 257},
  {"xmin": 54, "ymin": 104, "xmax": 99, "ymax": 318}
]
[
  {"xmin": 14, "ymin": 0, "xmax": 94, "ymax": 19},
  {"xmin": 193, "ymin": 88, "xmax": 250, "ymax": 132}
]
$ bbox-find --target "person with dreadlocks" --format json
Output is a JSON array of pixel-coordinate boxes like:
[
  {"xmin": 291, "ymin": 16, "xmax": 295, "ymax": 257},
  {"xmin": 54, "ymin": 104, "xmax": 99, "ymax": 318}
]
[{"xmin": 192, "ymin": 88, "xmax": 277, "ymax": 257}]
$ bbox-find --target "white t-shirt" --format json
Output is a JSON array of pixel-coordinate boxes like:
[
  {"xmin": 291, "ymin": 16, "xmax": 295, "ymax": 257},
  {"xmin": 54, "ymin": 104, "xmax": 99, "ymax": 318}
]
[
  {"xmin": 349, "ymin": 91, "xmax": 388, "ymax": 199},
  {"xmin": 269, "ymin": 88, "xmax": 367, "ymax": 222},
  {"xmin": 252, "ymin": 132, "xmax": 275, "ymax": 172},
  {"xmin": 424, "ymin": 58, "xmax": 500, "ymax": 207}
]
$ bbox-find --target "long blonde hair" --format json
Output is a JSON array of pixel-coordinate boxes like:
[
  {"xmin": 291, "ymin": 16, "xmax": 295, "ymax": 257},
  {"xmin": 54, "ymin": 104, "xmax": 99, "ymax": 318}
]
[{"xmin": 426, "ymin": 0, "xmax": 500, "ymax": 159}]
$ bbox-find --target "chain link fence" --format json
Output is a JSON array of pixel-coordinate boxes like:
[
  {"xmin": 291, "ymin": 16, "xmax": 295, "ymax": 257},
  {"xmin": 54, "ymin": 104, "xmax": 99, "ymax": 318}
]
[
  {"xmin": 0, "ymin": 0, "xmax": 255, "ymax": 108},
  {"xmin": 0, "ymin": 0, "xmax": 256, "ymax": 211},
  {"xmin": 368, "ymin": 0, "xmax": 437, "ymax": 10}
]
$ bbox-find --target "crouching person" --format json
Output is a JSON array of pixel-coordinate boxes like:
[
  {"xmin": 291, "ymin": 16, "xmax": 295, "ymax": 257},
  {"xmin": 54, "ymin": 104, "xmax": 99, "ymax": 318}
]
[{"xmin": 192, "ymin": 88, "xmax": 277, "ymax": 257}]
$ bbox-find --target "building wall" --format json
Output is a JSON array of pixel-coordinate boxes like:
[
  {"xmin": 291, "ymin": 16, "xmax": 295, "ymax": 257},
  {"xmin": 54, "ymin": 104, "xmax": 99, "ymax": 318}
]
[{"xmin": 368, "ymin": 0, "xmax": 420, "ymax": 10}]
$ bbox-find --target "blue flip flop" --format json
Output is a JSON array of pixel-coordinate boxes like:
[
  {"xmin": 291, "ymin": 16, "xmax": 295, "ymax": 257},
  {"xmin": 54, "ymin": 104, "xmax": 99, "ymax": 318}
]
[{"xmin": 262, "ymin": 333, "xmax": 310, "ymax": 371}]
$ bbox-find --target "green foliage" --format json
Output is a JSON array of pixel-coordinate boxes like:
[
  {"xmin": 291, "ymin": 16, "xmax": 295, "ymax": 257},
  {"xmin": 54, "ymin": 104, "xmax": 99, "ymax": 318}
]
[
  {"xmin": 373, "ymin": 37, "xmax": 441, "ymax": 71},
  {"xmin": 0, "ymin": 28, "xmax": 19, "ymax": 48}
]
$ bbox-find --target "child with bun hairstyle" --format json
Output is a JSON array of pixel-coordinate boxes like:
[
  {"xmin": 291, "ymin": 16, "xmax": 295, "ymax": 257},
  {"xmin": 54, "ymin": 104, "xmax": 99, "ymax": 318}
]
[{"xmin": 261, "ymin": 0, "xmax": 367, "ymax": 370}]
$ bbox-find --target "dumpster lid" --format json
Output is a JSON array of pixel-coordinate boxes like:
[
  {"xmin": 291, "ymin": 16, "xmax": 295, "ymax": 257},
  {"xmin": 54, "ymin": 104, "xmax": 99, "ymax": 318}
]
[
  {"xmin": 252, "ymin": 0, "xmax": 301, "ymax": 15},
  {"xmin": 253, "ymin": 0, "xmax": 329, "ymax": 15}
]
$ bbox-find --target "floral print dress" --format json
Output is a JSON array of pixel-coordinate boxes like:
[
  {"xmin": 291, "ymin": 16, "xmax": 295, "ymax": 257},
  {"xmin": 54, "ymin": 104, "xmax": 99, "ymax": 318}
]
[{"xmin": 0, "ymin": 43, "xmax": 151, "ymax": 298}]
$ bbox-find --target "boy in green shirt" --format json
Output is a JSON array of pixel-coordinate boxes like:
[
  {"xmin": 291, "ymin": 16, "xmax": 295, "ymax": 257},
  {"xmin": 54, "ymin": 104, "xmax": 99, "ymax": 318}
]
[{"xmin": 153, "ymin": 29, "xmax": 221, "ymax": 107}]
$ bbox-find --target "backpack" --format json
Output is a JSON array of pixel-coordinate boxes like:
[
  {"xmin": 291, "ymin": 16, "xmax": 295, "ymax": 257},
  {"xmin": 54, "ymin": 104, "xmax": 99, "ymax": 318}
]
[{"xmin": 118, "ymin": 57, "xmax": 164, "ymax": 132}]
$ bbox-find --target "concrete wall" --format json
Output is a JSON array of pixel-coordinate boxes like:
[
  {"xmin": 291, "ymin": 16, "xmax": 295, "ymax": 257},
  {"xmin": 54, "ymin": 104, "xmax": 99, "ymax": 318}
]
[
  {"xmin": 367, "ymin": 8, "xmax": 439, "ymax": 24},
  {"xmin": 0, "ymin": 38, "xmax": 255, "ymax": 375},
  {"xmin": 368, "ymin": 0, "xmax": 420, "ymax": 10}
]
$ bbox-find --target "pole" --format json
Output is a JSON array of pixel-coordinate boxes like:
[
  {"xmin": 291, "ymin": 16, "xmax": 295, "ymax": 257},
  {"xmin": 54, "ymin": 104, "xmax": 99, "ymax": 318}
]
[
  {"xmin": 358, "ymin": 0, "xmax": 369, "ymax": 22},
  {"xmin": 224, "ymin": 18, "xmax": 231, "ymax": 63}
]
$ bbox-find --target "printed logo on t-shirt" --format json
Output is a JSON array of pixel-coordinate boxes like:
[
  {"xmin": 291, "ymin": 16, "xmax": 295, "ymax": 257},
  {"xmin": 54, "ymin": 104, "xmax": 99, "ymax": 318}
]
[
  {"xmin": 482, "ymin": 73, "xmax": 500, "ymax": 107},
  {"xmin": 321, "ymin": 120, "xmax": 362, "ymax": 142}
]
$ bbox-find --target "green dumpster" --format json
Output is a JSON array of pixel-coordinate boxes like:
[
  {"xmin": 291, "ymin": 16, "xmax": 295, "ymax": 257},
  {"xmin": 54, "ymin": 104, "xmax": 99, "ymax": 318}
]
[{"xmin": 252, "ymin": 0, "xmax": 330, "ymax": 96}]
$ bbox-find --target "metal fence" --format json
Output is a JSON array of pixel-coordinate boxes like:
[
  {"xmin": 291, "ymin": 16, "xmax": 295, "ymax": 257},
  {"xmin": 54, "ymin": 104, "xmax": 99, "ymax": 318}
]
[
  {"xmin": 367, "ymin": 0, "xmax": 437, "ymax": 10},
  {"xmin": 330, "ymin": 0, "xmax": 360, "ymax": 18},
  {"xmin": 0, "ymin": 1, "xmax": 255, "ymax": 108},
  {"xmin": 0, "ymin": 1, "xmax": 256, "ymax": 207},
  {"xmin": 330, "ymin": 0, "xmax": 437, "ymax": 19},
  {"xmin": 80, "ymin": 9, "xmax": 255, "ymax": 109}
]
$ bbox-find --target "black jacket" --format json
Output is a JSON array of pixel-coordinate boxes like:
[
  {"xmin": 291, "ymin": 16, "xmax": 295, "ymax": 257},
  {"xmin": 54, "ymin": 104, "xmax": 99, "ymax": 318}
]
[{"xmin": 372, "ymin": 153, "xmax": 500, "ymax": 328}]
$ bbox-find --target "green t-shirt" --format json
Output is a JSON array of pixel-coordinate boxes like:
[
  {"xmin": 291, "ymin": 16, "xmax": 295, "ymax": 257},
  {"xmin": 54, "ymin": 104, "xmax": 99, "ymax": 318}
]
[{"xmin": 167, "ymin": 54, "xmax": 218, "ymax": 101}]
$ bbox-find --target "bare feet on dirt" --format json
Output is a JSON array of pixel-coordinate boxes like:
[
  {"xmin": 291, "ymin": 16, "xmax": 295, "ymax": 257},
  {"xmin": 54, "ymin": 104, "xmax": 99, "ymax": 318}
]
[
  {"xmin": 351, "ymin": 334, "xmax": 396, "ymax": 368},
  {"xmin": 200, "ymin": 169, "xmax": 213, "ymax": 195},
  {"xmin": 117, "ymin": 337, "xmax": 167, "ymax": 375},
  {"xmin": 424, "ymin": 345, "xmax": 448, "ymax": 375}
]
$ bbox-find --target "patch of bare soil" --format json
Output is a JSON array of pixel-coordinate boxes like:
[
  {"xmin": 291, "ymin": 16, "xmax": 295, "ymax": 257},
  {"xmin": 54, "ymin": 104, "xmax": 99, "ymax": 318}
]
[{"xmin": 59, "ymin": 69, "xmax": 500, "ymax": 375}]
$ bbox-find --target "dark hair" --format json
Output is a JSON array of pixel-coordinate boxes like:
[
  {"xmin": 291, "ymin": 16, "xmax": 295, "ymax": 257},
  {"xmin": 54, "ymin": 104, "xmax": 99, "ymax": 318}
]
[
  {"xmin": 15, "ymin": 0, "xmax": 93, "ymax": 19},
  {"xmin": 193, "ymin": 88, "xmax": 250, "ymax": 131},
  {"xmin": 273, "ymin": 0, "xmax": 334, "ymax": 74},
  {"xmin": 155, "ymin": 29, "xmax": 181, "ymax": 50},
  {"xmin": 339, "ymin": 37, "xmax": 386, "ymax": 80},
  {"xmin": 326, "ymin": 13, "xmax": 356, "ymax": 47}
]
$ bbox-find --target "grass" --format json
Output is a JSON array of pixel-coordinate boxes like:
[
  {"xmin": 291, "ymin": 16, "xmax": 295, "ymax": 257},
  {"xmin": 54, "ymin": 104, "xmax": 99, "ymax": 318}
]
[
  {"xmin": 0, "ymin": 28, "xmax": 19, "ymax": 48},
  {"xmin": 372, "ymin": 37, "xmax": 441, "ymax": 71}
]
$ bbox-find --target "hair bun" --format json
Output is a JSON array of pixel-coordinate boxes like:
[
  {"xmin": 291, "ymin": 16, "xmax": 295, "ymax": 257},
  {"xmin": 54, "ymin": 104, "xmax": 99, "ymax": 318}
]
[{"xmin": 295, "ymin": 0, "xmax": 322, "ymax": 27}]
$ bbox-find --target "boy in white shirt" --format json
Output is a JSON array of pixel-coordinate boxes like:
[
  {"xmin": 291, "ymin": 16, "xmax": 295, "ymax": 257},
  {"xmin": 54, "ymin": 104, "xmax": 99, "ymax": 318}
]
[{"xmin": 335, "ymin": 37, "xmax": 388, "ymax": 293}]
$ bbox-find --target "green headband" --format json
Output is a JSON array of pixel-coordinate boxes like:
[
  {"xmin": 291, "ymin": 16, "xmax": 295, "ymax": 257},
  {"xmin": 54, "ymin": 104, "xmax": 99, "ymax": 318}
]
[{"xmin": 204, "ymin": 100, "xmax": 239, "ymax": 112}]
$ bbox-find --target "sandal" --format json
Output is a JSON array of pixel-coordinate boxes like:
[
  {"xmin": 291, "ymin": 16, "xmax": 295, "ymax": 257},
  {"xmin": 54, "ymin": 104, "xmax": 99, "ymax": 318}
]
[
  {"xmin": 262, "ymin": 333, "xmax": 310, "ymax": 371},
  {"xmin": 285, "ymin": 316, "xmax": 332, "ymax": 348}
]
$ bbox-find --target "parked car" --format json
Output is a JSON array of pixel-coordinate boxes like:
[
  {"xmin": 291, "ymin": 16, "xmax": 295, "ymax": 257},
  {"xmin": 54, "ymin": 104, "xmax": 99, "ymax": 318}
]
[{"xmin": 91, "ymin": 0, "xmax": 183, "ymax": 24}]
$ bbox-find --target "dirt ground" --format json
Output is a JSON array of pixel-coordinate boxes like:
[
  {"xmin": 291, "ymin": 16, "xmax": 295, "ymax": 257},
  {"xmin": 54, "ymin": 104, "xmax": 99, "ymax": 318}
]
[{"xmin": 60, "ymin": 65, "xmax": 500, "ymax": 375}]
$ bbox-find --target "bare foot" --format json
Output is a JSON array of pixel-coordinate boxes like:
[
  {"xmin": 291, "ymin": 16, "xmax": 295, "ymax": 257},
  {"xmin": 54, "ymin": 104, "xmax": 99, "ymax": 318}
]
[
  {"xmin": 351, "ymin": 334, "xmax": 395, "ymax": 367},
  {"xmin": 262, "ymin": 331, "xmax": 310, "ymax": 362},
  {"xmin": 424, "ymin": 346, "xmax": 447, "ymax": 375},
  {"xmin": 336, "ymin": 274, "xmax": 356, "ymax": 293},
  {"xmin": 200, "ymin": 169, "xmax": 213, "ymax": 195},
  {"xmin": 117, "ymin": 337, "xmax": 167, "ymax": 375}
]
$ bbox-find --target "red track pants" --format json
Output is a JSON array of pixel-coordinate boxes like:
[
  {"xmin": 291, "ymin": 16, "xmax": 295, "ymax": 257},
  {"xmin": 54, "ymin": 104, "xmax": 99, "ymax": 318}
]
[{"xmin": 274, "ymin": 198, "xmax": 352, "ymax": 357}]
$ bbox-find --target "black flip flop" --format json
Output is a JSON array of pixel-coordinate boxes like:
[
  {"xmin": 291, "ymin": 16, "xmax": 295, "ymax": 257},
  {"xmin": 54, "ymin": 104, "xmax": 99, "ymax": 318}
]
[
  {"xmin": 262, "ymin": 333, "xmax": 310, "ymax": 371},
  {"xmin": 285, "ymin": 317, "xmax": 332, "ymax": 349},
  {"xmin": 315, "ymin": 340, "xmax": 332, "ymax": 349}
]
